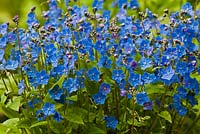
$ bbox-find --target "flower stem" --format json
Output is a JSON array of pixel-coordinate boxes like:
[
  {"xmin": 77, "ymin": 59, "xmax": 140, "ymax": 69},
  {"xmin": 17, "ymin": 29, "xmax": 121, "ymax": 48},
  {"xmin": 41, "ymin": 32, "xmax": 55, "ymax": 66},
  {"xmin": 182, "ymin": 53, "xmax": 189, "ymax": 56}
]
[
  {"xmin": 185, "ymin": 115, "xmax": 200, "ymax": 134},
  {"xmin": 47, "ymin": 117, "xmax": 51, "ymax": 134}
]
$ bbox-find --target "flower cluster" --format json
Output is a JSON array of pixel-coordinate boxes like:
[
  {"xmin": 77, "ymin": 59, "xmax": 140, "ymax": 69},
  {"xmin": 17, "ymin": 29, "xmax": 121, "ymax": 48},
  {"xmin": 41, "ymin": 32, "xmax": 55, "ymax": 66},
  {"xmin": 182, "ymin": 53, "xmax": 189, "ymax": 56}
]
[{"xmin": 0, "ymin": 0, "xmax": 199, "ymax": 132}]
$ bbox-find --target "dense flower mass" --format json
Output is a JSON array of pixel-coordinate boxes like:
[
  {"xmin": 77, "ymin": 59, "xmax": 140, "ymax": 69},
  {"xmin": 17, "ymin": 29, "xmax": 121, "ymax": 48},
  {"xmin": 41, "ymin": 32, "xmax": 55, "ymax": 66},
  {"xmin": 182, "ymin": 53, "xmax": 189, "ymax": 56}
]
[{"xmin": 0, "ymin": 0, "xmax": 199, "ymax": 133}]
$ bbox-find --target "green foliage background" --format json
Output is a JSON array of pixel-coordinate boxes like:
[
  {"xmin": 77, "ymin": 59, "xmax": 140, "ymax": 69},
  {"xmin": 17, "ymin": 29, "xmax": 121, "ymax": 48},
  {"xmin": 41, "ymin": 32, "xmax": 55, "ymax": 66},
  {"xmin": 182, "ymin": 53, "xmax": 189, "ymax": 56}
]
[{"xmin": 0, "ymin": 0, "xmax": 199, "ymax": 27}]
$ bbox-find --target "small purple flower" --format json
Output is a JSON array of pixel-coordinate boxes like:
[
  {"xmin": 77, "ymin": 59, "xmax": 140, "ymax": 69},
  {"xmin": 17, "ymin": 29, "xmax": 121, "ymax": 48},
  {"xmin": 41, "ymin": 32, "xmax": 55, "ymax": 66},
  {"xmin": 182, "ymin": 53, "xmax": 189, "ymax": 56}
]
[
  {"xmin": 120, "ymin": 89, "xmax": 127, "ymax": 97},
  {"xmin": 143, "ymin": 101, "xmax": 153, "ymax": 110}
]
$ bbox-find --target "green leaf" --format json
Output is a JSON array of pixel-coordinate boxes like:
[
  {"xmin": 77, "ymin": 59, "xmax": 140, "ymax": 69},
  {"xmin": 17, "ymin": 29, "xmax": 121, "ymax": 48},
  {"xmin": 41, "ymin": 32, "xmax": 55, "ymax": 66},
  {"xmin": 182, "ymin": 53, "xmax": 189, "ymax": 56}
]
[
  {"xmin": 30, "ymin": 121, "xmax": 48, "ymax": 128},
  {"xmin": 6, "ymin": 96, "xmax": 21, "ymax": 111},
  {"xmin": 66, "ymin": 95, "xmax": 78, "ymax": 101},
  {"xmin": 3, "ymin": 118, "xmax": 19, "ymax": 127},
  {"xmin": 1, "ymin": 93, "xmax": 7, "ymax": 104},
  {"xmin": 158, "ymin": 111, "xmax": 172, "ymax": 123},
  {"xmin": 0, "ymin": 123, "xmax": 21, "ymax": 134},
  {"xmin": 65, "ymin": 112, "xmax": 84, "ymax": 124},
  {"xmin": 146, "ymin": 84, "xmax": 165, "ymax": 95},
  {"xmin": 88, "ymin": 126, "xmax": 106, "ymax": 134},
  {"xmin": 55, "ymin": 103, "xmax": 64, "ymax": 110},
  {"xmin": 0, "ymin": 124, "xmax": 10, "ymax": 134},
  {"xmin": 17, "ymin": 119, "xmax": 32, "ymax": 128},
  {"xmin": 50, "ymin": 121, "xmax": 62, "ymax": 134},
  {"xmin": 52, "ymin": 75, "xmax": 66, "ymax": 88},
  {"xmin": 0, "ymin": 104, "xmax": 20, "ymax": 118}
]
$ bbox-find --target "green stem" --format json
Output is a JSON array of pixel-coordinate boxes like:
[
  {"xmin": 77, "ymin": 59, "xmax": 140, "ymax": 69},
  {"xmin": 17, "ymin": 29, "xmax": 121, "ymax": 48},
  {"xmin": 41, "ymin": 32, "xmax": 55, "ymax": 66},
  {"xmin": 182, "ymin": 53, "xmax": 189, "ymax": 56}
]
[
  {"xmin": 115, "ymin": 87, "xmax": 119, "ymax": 119},
  {"xmin": 131, "ymin": 99, "xmax": 136, "ymax": 134},
  {"xmin": 86, "ymin": 89, "xmax": 90, "ymax": 123},
  {"xmin": 47, "ymin": 117, "xmax": 51, "ymax": 134},
  {"xmin": 63, "ymin": 91, "xmax": 68, "ymax": 133},
  {"xmin": 185, "ymin": 115, "xmax": 200, "ymax": 134}
]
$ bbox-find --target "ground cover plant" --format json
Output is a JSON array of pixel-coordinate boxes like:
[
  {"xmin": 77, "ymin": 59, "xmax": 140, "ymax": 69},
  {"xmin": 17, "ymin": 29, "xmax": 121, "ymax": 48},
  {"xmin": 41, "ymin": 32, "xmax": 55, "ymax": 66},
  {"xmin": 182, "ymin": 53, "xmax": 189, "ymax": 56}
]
[{"xmin": 0, "ymin": 0, "xmax": 200, "ymax": 133}]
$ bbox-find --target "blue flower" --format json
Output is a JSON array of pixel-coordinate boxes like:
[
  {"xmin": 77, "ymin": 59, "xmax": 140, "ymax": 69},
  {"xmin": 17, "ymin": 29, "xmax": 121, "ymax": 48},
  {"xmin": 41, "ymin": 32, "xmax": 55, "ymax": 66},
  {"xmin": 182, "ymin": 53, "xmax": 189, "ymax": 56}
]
[
  {"xmin": 177, "ymin": 86, "xmax": 187, "ymax": 98},
  {"xmin": 94, "ymin": 40, "xmax": 106, "ymax": 55},
  {"xmin": 92, "ymin": 0, "xmax": 103, "ymax": 10},
  {"xmin": 65, "ymin": 0, "xmax": 69, "ymax": 7},
  {"xmin": 187, "ymin": 95, "xmax": 197, "ymax": 107},
  {"xmin": 117, "ymin": 0, "xmax": 128, "ymax": 8},
  {"xmin": 5, "ymin": 60, "xmax": 18, "ymax": 70},
  {"xmin": 129, "ymin": 0, "xmax": 139, "ymax": 9},
  {"xmin": 48, "ymin": 85, "xmax": 63, "ymax": 100},
  {"xmin": 27, "ymin": 11, "xmax": 39, "ymax": 29},
  {"xmin": 173, "ymin": 95, "xmax": 187, "ymax": 116},
  {"xmin": 76, "ymin": 69, "xmax": 85, "ymax": 77},
  {"xmin": 103, "ymin": 10, "xmax": 111, "ymax": 20},
  {"xmin": 137, "ymin": 39, "xmax": 150, "ymax": 52},
  {"xmin": 161, "ymin": 66, "xmax": 175, "ymax": 81},
  {"xmin": 42, "ymin": 102, "xmax": 56, "ymax": 116},
  {"xmin": 124, "ymin": 58, "xmax": 137, "ymax": 70},
  {"xmin": 99, "ymin": 83, "xmax": 111, "ymax": 95},
  {"xmin": 163, "ymin": 47, "xmax": 177, "ymax": 60},
  {"xmin": 136, "ymin": 92, "xmax": 150, "ymax": 106},
  {"xmin": 175, "ymin": 62, "xmax": 188, "ymax": 76},
  {"xmin": 0, "ymin": 23, "xmax": 8, "ymax": 35},
  {"xmin": 182, "ymin": 75, "xmax": 199, "ymax": 93},
  {"xmin": 112, "ymin": 69, "xmax": 125, "ymax": 83},
  {"xmin": 181, "ymin": 2, "xmax": 193, "ymax": 16},
  {"xmin": 142, "ymin": 72, "xmax": 156, "ymax": 84},
  {"xmin": 87, "ymin": 67, "xmax": 100, "ymax": 81},
  {"xmin": 128, "ymin": 72, "xmax": 141, "ymax": 87},
  {"xmin": 0, "ymin": 49, "xmax": 4, "ymax": 61},
  {"xmin": 18, "ymin": 80, "xmax": 25, "ymax": 95},
  {"xmin": 127, "ymin": 93, "xmax": 133, "ymax": 99},
  {"xmin": 103, "ymin": 116, "xmax": 118, "ymax": 130},
  {"xmin": 53, "ymin": 112, "xmax": 63, "ymax": 122},
  {"xmin": 139, "ymin": 57, "xmax": 153, "ymax": 70},
  {"xmin": 75, "ymin": 77, "xmax": 85, "ymax": 89},
  {"xmin": 36, "ymin": 110, "xmax": 46, "ymax": 121},
  {"xmin": 98, "ymin": 56, "xmax": 112, "ymax": 69},
  {"xmin": 176, "ymin": 45, "xmax": 186, "ymax": 58},
  {"xmin": 36, "ymin": 70, "xmax": 50, "ymax": 85},
  {"xmin": 93, "ymin": 92, "xmax": 106, "ymax": 104},
  {"xmin": 28, "ymin": 98, "xmax": 41, "ymax": 109},
  {"xmin": 62, "ymin": 78, "xmax": 78, "ymax": 93},
  {"xmin": 118, "ymin": 79, "xmax": 127, "ymax": 89},
  {"xmin": 50, "ymin": 65, "xmax": 66, "ymax": 78}
]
